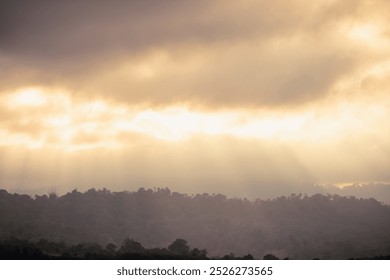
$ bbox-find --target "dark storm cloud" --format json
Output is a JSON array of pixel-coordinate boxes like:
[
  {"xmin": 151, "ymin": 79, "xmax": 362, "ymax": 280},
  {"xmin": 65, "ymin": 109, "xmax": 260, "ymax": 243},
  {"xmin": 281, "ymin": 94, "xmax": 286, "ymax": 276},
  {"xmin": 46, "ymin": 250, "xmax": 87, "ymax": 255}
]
[
  {"xmin": 1, "ymin": 0, "xmax": 388, "ymax": 107},
  {"xmin": 0, "ymin": 0, "xmax": 366, "ymax": 59},
  {"xmin": 1, "ymin": 0, "xmax": 247, "ymax": 59}
]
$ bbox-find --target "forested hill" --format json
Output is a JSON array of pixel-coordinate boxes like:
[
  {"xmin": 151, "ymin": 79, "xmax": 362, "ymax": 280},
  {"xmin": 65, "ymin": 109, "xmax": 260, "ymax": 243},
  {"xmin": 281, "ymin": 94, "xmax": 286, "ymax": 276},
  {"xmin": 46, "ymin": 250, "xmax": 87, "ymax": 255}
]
[{"xmin": 0, "ymin": 188, "xmax": 389, "ymax": 259}]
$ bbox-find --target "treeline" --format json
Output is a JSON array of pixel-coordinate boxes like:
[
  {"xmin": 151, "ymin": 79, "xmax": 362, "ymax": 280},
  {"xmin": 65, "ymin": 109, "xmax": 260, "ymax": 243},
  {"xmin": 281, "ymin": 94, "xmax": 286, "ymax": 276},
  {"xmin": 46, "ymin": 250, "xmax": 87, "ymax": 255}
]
[
  {"xmin": 0, "ymin": 238, "xmax": 212, "ymax": 260},
  {"xmin": 1, "ymin": 238, "xmax": 388, "ymax": 260},
  {"xmin": 317, "ymin": 183, "xmax": 390, "ymax": 205},
  {"xmin": 0, "ymin": 188, "xmax": 390, "ymax": 259}
]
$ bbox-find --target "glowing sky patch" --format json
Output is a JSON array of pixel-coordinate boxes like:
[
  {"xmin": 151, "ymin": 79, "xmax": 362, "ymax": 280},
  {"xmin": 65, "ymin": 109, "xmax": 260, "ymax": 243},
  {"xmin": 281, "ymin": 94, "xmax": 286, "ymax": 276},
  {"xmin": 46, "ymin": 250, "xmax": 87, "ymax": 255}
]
[
  {"xmin": 0, "ymin": 84, "xmax": 388, "ymax": 151},
  {"xmin": 1, "ymin": 0, "xmax": 390, "ymax": 195}
]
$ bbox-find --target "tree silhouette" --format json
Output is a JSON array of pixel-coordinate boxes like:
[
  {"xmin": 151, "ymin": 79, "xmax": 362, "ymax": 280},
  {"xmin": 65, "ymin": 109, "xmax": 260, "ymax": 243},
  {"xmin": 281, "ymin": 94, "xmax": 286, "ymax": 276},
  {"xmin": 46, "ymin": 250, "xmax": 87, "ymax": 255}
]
[
  {"xmin": 120, "ymin": 238, "xmax": 145, "ymax": 254},
  {"xmin": 168, "ymin": 238, "xmax": 190, "ymax": 256},
  {"xmin": 263, "ymin": 254, "xmax": 279, "ymax": 260}
]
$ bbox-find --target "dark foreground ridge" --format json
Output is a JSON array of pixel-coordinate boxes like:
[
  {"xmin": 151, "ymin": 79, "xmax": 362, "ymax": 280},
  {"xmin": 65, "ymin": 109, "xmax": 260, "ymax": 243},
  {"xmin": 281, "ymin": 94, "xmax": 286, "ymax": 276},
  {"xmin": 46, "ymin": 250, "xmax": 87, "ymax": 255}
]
[
  {"xmin": 0, "ymin": 188, "xmax": 389, "ymax": 259},
  {"xmin": 0, "ymin": 237, "xmax": 256, "ymax": 260}
]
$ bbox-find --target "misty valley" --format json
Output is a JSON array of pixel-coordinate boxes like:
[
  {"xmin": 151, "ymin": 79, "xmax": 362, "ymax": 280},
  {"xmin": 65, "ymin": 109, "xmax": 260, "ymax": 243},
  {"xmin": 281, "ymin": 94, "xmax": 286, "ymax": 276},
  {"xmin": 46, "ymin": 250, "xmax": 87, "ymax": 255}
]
[{"xmin": 0, "ymin": 188, "xmax": 389, "ymax": 260}]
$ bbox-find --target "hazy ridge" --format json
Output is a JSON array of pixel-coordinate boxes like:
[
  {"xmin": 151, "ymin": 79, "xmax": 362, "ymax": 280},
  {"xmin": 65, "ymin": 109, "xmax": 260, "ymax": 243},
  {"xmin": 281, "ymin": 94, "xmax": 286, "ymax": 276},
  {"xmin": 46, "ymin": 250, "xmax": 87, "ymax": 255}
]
[{"xmin": 0, "ymin": 188, "xmax": 389, "ymax": 259}]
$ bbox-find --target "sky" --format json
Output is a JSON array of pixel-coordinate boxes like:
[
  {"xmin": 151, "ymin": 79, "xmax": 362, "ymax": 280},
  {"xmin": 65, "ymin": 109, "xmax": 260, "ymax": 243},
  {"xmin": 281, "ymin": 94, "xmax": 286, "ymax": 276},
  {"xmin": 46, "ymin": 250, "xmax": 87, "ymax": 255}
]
[{"xmin": 1, "ymin": 0, "xmax": 389, "ymax": 197}]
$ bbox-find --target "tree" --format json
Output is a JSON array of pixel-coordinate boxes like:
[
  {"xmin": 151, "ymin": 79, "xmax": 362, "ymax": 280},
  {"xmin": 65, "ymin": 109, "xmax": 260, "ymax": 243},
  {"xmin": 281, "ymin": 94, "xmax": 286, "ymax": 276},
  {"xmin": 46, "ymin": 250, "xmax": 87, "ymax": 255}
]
[
  {"xmin": 263, "ymin": 254, "xmax": 279, "ymax": 260},
  {"xmin": 119, "ymin": 238, "xmax": 145, "ymax": 254},
  {"xmin": 168, "ymin": 238, "xmax": 190, "ymax": 255},
  {"xmin": 190, "ymin": 248, "xmax": 208, "ymax": 259}
]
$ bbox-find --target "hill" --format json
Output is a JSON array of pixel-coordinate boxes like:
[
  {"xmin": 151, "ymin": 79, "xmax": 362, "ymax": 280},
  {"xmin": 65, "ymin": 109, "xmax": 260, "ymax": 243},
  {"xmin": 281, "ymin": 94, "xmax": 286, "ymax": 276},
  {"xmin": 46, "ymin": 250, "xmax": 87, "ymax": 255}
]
[{"xmin": 0, "ymin": 188, "xmax": 389, "ymax": 259}]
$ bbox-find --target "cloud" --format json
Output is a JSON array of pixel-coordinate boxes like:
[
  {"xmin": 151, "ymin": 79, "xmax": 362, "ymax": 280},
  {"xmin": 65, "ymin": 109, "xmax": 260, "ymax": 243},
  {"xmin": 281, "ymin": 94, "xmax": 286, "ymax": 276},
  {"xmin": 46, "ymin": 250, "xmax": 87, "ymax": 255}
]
[
  {"xmin": 1, "ymin": 0, "xmax": 389, "ymax": 108},
  {"xmin": 0, "ymin": 82, "xmax": 389, "ymax": 195},
  {"xmin": 1, "ymin": 0, "xmax": 390, "ymax": 196}
]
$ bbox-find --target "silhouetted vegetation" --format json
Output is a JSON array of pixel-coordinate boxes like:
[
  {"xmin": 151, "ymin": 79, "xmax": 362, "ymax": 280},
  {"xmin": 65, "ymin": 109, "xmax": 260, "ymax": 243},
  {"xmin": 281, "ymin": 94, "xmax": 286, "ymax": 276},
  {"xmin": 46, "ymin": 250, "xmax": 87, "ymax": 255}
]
[
  {"xmin": 317, "ymin": 183, "xmax": 390, "ymax": 205},
  {"xmin": 0, "ymin": 238, "xmax": 210, "ymax": 260},
  {"xmin": 0, "ymin": 188, "xmax": 389, "ymax": 259}
]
